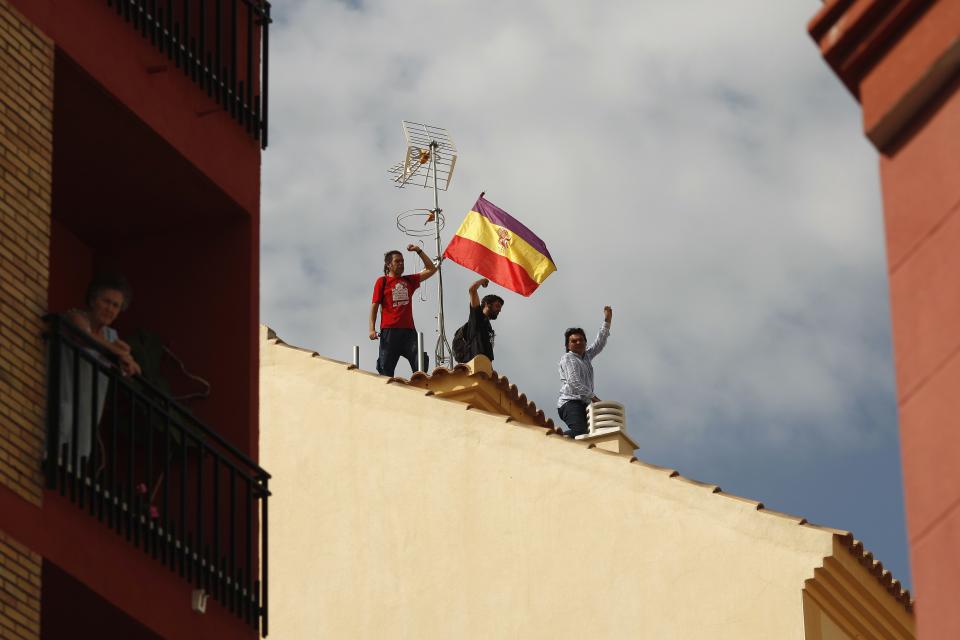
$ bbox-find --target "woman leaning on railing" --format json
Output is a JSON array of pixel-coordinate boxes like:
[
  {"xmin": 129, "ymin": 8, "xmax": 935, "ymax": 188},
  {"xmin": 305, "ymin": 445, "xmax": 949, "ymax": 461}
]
[{"xmin": 55, "ymin": 274, "xmax": 141, "ymax": 465}]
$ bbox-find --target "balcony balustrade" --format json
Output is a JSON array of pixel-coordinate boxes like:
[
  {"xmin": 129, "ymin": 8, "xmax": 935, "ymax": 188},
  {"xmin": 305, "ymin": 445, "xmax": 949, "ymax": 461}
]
[
  {"xmin": 44, "ymin": 314, "xmax": 270, "ymax": 635},
  {"xmin": 105, "ymin": 0, "xmax": 272, "ymax": 148}
]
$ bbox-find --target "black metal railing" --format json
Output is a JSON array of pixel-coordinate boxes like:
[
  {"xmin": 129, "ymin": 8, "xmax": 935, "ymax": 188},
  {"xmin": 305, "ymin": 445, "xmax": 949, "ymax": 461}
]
[
  {"xmin": 44, "ymin": 314, "xmax": 270, "ymax": 636},
  {"xmin": 105, "ymin": 0, "xmax": 272, "ymax": 148}
]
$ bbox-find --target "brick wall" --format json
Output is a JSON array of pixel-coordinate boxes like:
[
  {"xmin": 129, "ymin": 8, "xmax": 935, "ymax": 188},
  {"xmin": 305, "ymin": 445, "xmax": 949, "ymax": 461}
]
[
  {"xmin": 0, "ymin": 530, "xmax": 40, "ymax": 640},
  {"xmin": 0, "ymin": 0, "xmax": 53, "ymax": 508}
]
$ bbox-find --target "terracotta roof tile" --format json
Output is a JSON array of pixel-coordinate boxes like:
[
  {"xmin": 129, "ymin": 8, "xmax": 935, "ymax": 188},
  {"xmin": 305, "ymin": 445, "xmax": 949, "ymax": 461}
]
[
  {"xmin": 842, "ymin": 536, "xmax": 913, "ymax": 610},
  {"xmin": 394, "ymin": 364, "xmax": 556, "ymax": 429}
]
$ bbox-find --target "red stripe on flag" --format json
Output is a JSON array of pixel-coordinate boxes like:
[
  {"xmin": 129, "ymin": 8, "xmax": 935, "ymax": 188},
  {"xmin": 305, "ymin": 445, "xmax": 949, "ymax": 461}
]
[{"xmin": 444, "ymin": 236, "xmax": 541, "ymax": 297}]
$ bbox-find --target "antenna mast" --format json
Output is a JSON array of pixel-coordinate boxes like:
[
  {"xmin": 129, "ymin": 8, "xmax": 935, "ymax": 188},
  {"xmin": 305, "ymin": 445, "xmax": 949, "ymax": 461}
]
[{"xmin": 388, "ymin": 121, "xmax": 459, "ymax": 369}]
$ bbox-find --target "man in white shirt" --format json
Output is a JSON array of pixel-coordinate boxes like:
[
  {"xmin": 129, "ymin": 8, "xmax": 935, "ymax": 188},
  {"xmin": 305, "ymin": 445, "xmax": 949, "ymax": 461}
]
[{"xmin": 557, "ymin": 306, "xmax": 613, "ymax": 437}]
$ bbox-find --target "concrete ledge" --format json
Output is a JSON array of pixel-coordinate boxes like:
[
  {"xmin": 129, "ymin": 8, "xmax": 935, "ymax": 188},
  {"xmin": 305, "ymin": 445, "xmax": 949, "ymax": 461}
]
[{"xmin": 575, "ymin": 428, "xmax": 638, "ymax": 455}]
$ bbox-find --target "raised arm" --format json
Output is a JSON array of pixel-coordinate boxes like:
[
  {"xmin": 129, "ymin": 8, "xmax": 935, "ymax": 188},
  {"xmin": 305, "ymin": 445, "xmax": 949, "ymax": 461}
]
[
  {"xmin": 468, "ymin": 278, "xmax": 489, "ymax": 308},
  {"xmin": 409, "ymin": 244, "xmax": 437, "ymax": 281},
  {"xmin": 585, "ymin": 306, "xmax": 612, "ymax": 360}
]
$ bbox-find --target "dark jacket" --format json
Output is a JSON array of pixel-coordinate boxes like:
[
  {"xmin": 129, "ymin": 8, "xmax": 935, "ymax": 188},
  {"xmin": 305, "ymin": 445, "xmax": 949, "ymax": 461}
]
[{"xmin": 454, "ymin": 305, "xmax": 495, "ymax": 362}]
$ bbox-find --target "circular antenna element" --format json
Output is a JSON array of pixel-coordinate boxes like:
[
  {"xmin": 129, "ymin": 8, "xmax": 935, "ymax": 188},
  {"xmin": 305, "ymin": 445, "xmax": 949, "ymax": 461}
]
[{"xmin": 396, "ymin": 209, "xmax": 445, "ymax": 238}]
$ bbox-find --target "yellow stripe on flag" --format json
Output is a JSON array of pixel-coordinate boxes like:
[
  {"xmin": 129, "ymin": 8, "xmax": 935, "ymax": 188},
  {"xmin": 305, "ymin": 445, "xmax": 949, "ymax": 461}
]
[{"xmin": 454, "ymin": 211, "xmax": 557, "ymax": 284}]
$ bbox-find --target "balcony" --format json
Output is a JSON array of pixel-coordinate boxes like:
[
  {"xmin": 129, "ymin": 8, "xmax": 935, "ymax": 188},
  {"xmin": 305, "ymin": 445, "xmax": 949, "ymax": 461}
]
[
  {"xmin": 43, "ymin": 314, "xmax": 270, "ymax": 635},
  {"xmin": 103, "ymin": 0, "xmax": 272, "ymax": 148}
]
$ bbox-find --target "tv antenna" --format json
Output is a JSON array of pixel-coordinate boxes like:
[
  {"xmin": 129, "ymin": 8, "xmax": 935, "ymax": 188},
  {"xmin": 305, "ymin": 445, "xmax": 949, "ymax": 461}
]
[{"xmin": 388, "ymin": 121, "xmax": 458, "ymax": 369}]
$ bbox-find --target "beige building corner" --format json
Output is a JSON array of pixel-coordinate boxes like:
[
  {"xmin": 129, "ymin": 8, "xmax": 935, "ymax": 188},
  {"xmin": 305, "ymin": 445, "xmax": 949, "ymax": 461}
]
[{"xmin": 260, "ymin": 326, "xmax": 913, "ymax": 640}]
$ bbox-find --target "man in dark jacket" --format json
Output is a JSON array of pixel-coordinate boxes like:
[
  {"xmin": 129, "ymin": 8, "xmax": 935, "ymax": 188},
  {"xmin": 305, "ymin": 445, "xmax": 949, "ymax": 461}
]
[{"xmin": 453, "ymin": 278, "xmax": 504, "ymax": 364}]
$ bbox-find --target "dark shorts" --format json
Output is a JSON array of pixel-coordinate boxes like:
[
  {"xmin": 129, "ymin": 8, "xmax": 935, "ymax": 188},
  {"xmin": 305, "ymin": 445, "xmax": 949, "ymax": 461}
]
[
  {"xmin": 377, "ymin": 328, "xmax": 428, "ymax": 377},
  {"xmin": 558, "ymin": 400, "xmax": 589, "ymax": 437}
]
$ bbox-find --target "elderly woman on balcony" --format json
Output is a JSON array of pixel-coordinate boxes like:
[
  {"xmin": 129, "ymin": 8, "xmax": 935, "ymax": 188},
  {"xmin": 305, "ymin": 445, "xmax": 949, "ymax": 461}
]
[
  {"xmin": 57, "ymin": 274, "xmax": 141, "ymax": 469},
  {"xmin": 65, "ymin": 275, "xmax": 141, "ymax": 376}
]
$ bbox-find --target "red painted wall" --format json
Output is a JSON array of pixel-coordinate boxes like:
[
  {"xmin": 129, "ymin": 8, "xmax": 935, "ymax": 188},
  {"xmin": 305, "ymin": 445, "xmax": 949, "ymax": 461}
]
[
  {"xmin": 110, "ymin": 221, "xmax": 256, "ymax": 450},
  {"xmin": 884, "ymin": 81, "xmax": 960, "ymax": 640},
  {"xmin": 9, "ymin": 0, "xmax": 261, "ymax": 213},
  {"xmin": 48, "ymin": 220, "xmax": 94, "ymax": 313},
  {"xmin": 11, "ymin": 0, "xmax": 264, "ymax": 636},
  {"xmin": 39, "ymin": 10, "xmax": 261, "ymax": 460},
  {"xmin": 0, "ymin": 482, "xmax": 254, "ymax": 639},
  {"xmin": 810, "ymin": 1, "xmax": 960, "ymax": 637},
  {"xmin": 43, "ymin": 561, "xmax": 162, "ymax": 639}
]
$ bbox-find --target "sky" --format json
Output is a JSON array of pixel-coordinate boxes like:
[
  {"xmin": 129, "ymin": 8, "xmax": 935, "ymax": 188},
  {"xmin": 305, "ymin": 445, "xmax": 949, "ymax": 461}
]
[{"xmin": 260, "ymin": 1, "xmax": 911, "ymax": 587}]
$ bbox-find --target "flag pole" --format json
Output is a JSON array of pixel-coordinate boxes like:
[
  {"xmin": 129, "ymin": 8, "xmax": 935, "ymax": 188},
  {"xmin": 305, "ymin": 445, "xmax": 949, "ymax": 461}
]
[{"xmin": 430, "ymin": 141, "xmax": 451, "ymax": 368}]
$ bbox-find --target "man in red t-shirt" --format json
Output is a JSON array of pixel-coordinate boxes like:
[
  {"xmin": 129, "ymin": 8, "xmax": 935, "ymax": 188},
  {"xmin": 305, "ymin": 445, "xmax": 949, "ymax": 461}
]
[{"xmin": 369, "ymin": 244, "xmax": 437, "ymax": 376}]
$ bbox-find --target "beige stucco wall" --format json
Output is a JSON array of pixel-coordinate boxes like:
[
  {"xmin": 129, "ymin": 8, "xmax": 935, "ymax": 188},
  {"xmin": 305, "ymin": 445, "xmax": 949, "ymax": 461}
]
[
  {"xmin": 803, "ymin": 592, "xmax": 854, "ymax": 640},
  {"xmin": 261, "ymin": 328, "xmax": 840, "ymax": 639}
]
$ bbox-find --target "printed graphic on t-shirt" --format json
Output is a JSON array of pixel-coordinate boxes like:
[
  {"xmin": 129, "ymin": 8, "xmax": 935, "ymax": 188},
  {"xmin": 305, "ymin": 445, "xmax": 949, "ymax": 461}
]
[{"xmin": 391, "ymin": 282, "xmax": 410, "ymax": 307}]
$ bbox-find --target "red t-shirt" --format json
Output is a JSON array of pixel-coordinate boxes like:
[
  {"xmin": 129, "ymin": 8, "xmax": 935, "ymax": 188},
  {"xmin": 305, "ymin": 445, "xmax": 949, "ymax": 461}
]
[{"xmin": 373, "ymin": 274, "xmax": 422, "ymax": 330}]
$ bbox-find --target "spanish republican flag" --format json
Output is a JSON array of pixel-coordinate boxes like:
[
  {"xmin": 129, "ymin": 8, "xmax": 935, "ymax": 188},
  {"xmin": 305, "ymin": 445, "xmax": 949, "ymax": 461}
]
[{"xmin": 443, "ymin": 194, "xmax": 557, "ymax": 296}]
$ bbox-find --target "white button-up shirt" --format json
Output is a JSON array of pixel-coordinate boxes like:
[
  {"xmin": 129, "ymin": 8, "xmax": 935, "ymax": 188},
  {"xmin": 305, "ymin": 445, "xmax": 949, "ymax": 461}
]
[{"xmin": 557, "ymin": 320, "xmax": 610, "ymax": 407}]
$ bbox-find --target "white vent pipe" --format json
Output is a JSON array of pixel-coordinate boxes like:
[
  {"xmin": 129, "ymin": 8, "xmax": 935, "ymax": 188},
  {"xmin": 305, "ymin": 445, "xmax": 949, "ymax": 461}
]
[
  {"xmin": 586, "ymin": 401, "xmax": 626, "ymax": 435},
  {"xmin": 417, "ymin": 332, "xmax": 425, "ymax": 372}
]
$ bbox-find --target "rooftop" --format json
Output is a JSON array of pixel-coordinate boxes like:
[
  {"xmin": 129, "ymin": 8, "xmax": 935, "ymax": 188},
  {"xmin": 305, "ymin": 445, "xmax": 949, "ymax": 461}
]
[{"xmin": 263, "ymin": 325, "xmax": 913, "ymax": 617}]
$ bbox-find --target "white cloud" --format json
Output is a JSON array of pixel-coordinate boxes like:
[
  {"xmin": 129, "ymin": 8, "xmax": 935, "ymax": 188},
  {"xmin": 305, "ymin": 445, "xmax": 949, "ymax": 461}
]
[{"xmin": 261, "ymin": 0, "xmax": 896, "ymax": 460}]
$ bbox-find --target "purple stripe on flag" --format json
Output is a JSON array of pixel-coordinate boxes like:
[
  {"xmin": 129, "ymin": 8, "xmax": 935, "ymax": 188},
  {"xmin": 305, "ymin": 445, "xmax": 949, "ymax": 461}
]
[{"xmin": 472, "ymin": 197, "xmax": 554, "ymax": 263}]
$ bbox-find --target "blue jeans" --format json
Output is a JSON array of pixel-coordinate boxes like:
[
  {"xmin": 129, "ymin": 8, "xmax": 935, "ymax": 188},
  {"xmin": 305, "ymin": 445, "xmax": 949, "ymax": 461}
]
[
  {"xmin": 377, "ymin": 328, "xmax": 428, "ymax": 377},
  {"xmin": 558, "ymin": 400, "xmax": 589, "ymax": 437}
]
